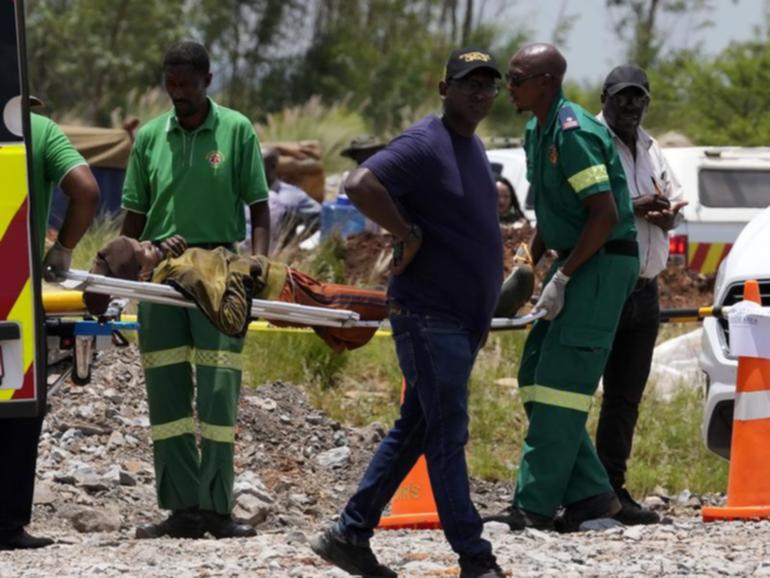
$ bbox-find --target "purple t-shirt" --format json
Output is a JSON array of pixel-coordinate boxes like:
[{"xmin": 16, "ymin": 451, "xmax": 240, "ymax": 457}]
[{"xmin": 364, "ymin": 115, "xmax": 503, "ymax": 336}]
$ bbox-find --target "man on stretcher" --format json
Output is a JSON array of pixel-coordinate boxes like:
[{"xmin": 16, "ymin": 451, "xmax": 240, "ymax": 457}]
[{"xmin": 84, "ymin": 235, "xmax": 387, "ymax": 352}]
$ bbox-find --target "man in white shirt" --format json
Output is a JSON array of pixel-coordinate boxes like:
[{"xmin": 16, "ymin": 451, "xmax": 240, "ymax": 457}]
[{"xmin": 596, "ymin": 65, "xmax": 687, "ymax": 525}]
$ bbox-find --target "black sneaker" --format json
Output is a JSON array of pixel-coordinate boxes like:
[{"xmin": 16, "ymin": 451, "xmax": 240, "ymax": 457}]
[
  {"xmin": 483, "ymin": 505, "xmax": 554, "ymax": 531},
  {"xmin": 613, "ymin": 488, "xmax": 660, "ymax": 525},
  {"xmin": 201, "ymin": 510, "xmax": 257, "ymax": 539},
  {"xmin": 554, "ymin": 491, "xmax": 622, "ymax": 533},
  {"xmin": 459, "ymin": 552, "xmax": 505, "ymax": 578},
  {"xmin": 0, "ymin": 528, "xmax": 54, "ymax": 550},
  {"xmin": 310, "ymin": 526, "xmax": 397, "ymax": 577},
  {"xmin": 135, "ymin": 507, "xmax": 205, "ymax": 539}
]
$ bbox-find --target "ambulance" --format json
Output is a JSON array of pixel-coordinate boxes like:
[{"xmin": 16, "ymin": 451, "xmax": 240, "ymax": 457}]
[
  {"xmin": 0, "ymin": 0, "xmax": 46, "ymax": 418},
  {"xmin": 664, "ymin": 147, "xmax": 770, "ymax": 274}
]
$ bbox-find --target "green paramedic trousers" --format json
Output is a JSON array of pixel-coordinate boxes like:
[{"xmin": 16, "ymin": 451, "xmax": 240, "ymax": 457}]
[
  {"xmin": 138, "ymin": 302, "xmax": 245, "ymax": 514},
  {"xmin": 514, "ymin": 252, "xmax": 639, "ymax": 517}
]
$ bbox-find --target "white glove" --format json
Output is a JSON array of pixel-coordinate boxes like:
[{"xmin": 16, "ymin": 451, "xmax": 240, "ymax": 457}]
[
  {"xmin": 534, "ymin": 268, "xmax": 570, "ymax": 320},
  {"xmin": 43, "ymin": 240, "xmax": 73, "ymax": 282}
]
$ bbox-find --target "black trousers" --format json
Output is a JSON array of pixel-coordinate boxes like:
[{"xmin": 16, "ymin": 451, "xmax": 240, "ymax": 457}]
[
  {"xmin": 596, "ymin": 278, "xmax": 660, "ymax": 491},
  {"xmin": 0, "ymin": 415, "xmax": 44, "ymax": 534}
]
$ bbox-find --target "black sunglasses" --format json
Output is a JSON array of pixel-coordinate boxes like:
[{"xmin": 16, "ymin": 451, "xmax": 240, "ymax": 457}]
[
  {"xmin": 505, "ymin": 72, "xmax": 548, "ymax": 87},
  {"xmin": 612, "ymin": 93, "xmax": 651, "ymax": 108}
]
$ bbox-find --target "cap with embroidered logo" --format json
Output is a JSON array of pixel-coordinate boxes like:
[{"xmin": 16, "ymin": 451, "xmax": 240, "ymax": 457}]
[{"xmin": 445, "ymin": 47, "xmax": 501, "ymax": 81}]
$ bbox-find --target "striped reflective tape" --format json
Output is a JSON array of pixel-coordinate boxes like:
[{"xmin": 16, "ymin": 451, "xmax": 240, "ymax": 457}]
[
  {"xmin": 194, "ymin": 349, "xmax": 242, "ymax": 371},
  {"xmin": 142, "ymin": 346, "xmax": 192, "ymax": 369},
  {"xmin": 519, "ymin": 384, "xmax": 593, "ymax": 413},
  {"xmin": 734, "ymin": 390, "xmax": 770, "ymax": 421},
  {"xmin": 151, "ymin": 416, "xmax": 195, "ymax": 441},
  {"xmin": 0, "ymin": 145, "xmax": 37, "ymax": 403},
  {"xmin": 200, "ymin": 422, "xmax": 235, "ymax": 443},
  {"xmin": 567, "ymin": 164, "xmax": 609, "ymax": 193},
  {"xmin": 688, "ymin": 242, "xmax": 732, "ymax": 274}
]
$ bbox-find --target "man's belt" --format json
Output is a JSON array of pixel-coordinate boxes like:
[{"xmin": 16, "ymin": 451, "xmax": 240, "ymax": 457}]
[{"xmin": 556, "ymin": 239, "xmax": 638, "ymax": 260}]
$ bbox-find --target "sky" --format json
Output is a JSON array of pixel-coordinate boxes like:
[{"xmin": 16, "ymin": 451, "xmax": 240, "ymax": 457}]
[{"xmin": 496, "ymin": 0, "xmax": 767, "ymax": 84}]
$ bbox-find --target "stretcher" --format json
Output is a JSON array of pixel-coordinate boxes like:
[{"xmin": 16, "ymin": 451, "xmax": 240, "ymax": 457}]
[
  {"xmin": 44, "ymin": 269, "xmax": 547, "ymax": 387},
  {"xmin": 57, "ymin": 269, "xmax": 548, "ymax": 330}
]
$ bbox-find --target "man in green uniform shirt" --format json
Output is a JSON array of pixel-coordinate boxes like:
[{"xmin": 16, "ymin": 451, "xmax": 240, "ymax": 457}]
[
  {"xmin": 1, "ymin": 101, "xmax": 100, "ymax": 550},
  {"xmin": 120, "ymin": 41, "xmax": 270, "ymax": 539},
  {"xmin": 487, "ymin": 43, "xmax": 639, "ymax": 532}
]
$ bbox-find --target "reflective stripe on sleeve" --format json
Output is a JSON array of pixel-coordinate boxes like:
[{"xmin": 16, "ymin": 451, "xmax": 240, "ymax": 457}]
[
  {"xmin": 151, "ymin": 416, "xmax": 195, "ymax": 441},
  {"xmin": 735, "ymin": 390, "xmax": 770, "ymax": 421},
  {"xmin": 194, "ymin": 349, "xmax": 242, "ymax": 371},
  {"xmin": 567, "ymin": 164, "xmax": 609, "ymax": 193},
  {"xmin": 200, "ymin": 422, "xmax": 235, "ymax": 443},
  {"xmin": 142, "ymin": 346, "xmax": 192, "ymax": 369},
  {"xmin": 519, "ymin": 384, "xmax": 593, "ymax": 413}
]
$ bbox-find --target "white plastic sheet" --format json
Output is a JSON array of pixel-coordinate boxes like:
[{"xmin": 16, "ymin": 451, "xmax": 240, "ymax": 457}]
[{"xmin": 728, "ymin": 300, "xmax": 770, "ymax": 359}]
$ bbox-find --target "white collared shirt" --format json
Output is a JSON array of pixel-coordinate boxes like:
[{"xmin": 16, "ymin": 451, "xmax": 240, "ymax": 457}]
[{"xmin": 597, "ymin": 113, "xmax": 684, "ymax": 279}]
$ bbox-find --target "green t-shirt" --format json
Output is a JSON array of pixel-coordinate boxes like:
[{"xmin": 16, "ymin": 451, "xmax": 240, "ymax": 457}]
[
  {"xmin": 30, "ymin": 113, "xmax": 88, "ymax": 254},
  {"xmin": 121, "ymin": 99, "xmax": 268, "ymax": 243},
  {"xmin": 524, "ymin": 91, "xmax": 636, "ymax": 250}
]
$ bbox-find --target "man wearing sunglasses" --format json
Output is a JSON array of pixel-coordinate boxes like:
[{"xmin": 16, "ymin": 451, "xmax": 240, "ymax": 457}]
[
  {"xmin": 595, "ymin": 65, "xmax": 687, "ymax": 526},
  {"xmin": 311, "ymin": 47, "xmax": 505, "ymax": 578},
  {"xmin": 487, "ymin": 43, "xmax": 639, "ymax": 533}
]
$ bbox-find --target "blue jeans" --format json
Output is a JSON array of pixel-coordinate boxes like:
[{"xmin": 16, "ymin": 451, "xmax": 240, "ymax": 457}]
[{"xmin": 338, "ymin": 313, "xmax": 492, "ymax": 558}]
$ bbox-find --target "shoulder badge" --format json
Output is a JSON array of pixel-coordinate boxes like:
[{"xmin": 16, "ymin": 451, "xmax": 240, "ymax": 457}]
[{"xmin": 558, "ymin": 106, "xmax": 580, "ymax": 131}]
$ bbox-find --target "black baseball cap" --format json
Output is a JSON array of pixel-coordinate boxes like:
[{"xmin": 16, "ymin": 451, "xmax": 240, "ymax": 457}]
[
  {"xmin": 603, "ymin": 64, "xmax": 650, "ymax": 97},
  {"xmin": 445, "ymin": 47, "xmax": 501, "ymax": 81}
]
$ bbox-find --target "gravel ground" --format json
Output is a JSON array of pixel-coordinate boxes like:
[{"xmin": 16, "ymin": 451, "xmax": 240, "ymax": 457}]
[
  {"xmin": 4, "ymin": 517, "xmax": 770, "ymax": 577},
  {"xmin": 3, "ymin": 343, "xmax": 762, "ymax": 577}
]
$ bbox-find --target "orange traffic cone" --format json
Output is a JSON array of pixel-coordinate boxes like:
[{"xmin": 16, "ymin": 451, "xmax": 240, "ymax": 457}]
[
  {"xmin": 378, "ymin": 379, "xmax": 442, "ymax": 530},
  {"xmin": 703, "ymin": 280, "xmax": 770, "ymax": 522}
]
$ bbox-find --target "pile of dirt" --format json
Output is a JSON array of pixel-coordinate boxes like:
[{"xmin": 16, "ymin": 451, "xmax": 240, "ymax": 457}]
[
  {"xmin": 658, "ymin": 265, "xmax": 714, "ymax": 309},
  {"xmin": 343, "ymin": 227, "xmax": 715, "ymax": 310}
]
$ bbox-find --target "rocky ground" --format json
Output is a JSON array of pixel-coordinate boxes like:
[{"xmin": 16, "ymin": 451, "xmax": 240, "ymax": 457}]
[{"xmin": 3, "ymin": 343, "xmax": 765, "ymax": 577}]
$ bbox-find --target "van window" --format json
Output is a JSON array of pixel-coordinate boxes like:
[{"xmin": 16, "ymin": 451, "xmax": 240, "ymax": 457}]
[{"xmin": 699, "ymin": 169, "xmax": 770, "ymax": 208}]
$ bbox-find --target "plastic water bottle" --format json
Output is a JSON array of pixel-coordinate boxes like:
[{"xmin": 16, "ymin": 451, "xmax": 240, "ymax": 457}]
[{"xmin": 321, "ymin": 195, "xmax": 369, "ymax": 240}]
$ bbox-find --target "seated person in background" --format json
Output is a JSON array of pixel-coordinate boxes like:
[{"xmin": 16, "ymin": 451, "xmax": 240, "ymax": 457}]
[
  {"xmin": 263, "ymin": 147, "xmax": 321, "ymax": 249},
  {"xmin": 496, "ymin": 175, "xmax": 527, "ymax": 225},
  {"xmin": 85, "ymin": 235, "xmax": 386, "ymax": 352}
]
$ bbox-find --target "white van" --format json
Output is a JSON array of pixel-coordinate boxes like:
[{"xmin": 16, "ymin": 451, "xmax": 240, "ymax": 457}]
[
  {"xmin": 487, "ymin": 146, "xmax": 770, "ymax": 274},
  {"xmin": 663, "ymin": 147, "xmax": 770, "ymax": 274}
]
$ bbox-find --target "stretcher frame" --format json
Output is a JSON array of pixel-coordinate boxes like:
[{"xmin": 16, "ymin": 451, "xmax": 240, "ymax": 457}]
[{"xmin": 59, "ymin": 269, "xmax": 545, "ymax": 329}]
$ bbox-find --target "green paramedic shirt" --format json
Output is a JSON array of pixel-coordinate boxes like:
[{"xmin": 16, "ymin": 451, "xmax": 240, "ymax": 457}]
[
  {"xmin": 121, "ymin": 98, "xmax": 268, "ymax": 243},
  {"xmin": 30, "ymin": 113, "xmax": 88, "ymax": 255},
  {"xmin": 524, "ymin": 91, "xmax": 636, "ymax": 250}
]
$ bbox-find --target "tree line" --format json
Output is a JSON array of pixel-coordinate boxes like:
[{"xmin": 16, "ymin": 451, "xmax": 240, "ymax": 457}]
[{"xmin": 25, "ymin": 0, "xmax": 770, "ymax": 145}]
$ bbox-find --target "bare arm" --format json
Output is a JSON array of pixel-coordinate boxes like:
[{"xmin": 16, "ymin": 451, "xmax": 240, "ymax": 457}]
[
  {"xmin": 345, "ymin": 168, "xmax": 421, "ymax": 274},
  {"xmin": 120, "ymin": 210, "xmax": 147, "ymax": 239},
  {"xmin": 345, "ymin": 168, "xmax": 411, "ymax": 239},
  {"xmin": 56, "ymin": 165, "xmax": 100, "ymax": 249},
  {"xmin": 249, "ymin": 201, "xmax": 270, "ymax": 256},
  {"xmin": 528, "ymin": 227, "xmax": 546, "ymax": 267},
  {"xmin": 560, "ymin": 191, "xmax": 619, "ymax": 277}
]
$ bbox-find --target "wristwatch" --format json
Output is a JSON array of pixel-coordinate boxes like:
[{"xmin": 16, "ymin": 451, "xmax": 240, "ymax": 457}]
[{"xmin": 402, "ymin": 223, "xmax": 422, "ymax": 243}]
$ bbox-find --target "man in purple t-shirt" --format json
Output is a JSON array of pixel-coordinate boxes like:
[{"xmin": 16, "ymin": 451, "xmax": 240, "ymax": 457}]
[{"xmin": 310, "ymin": 48, "xmax": 505, "ymax": 578}]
